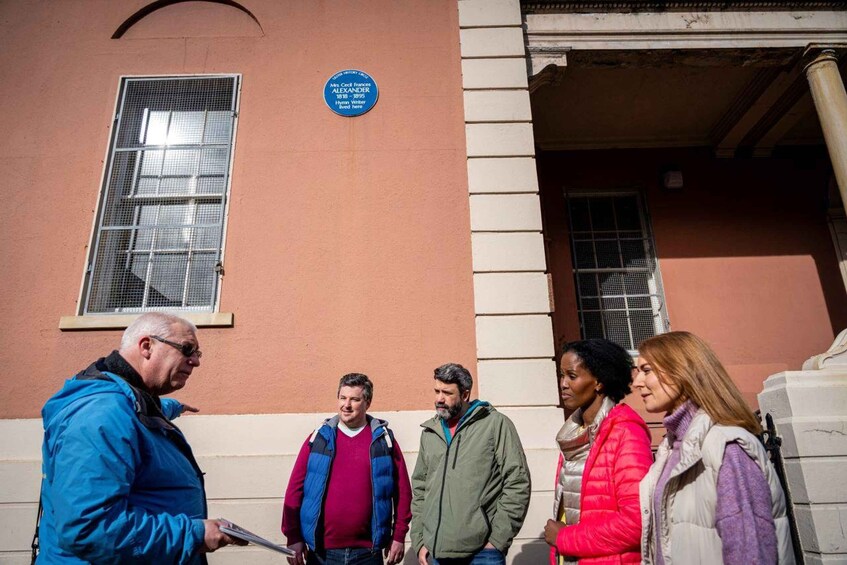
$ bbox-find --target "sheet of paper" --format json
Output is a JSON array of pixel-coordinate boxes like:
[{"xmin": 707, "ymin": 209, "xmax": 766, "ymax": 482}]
[{"xmin": 219, "ymin": 520, "xmax": 295, "ymax": 555}]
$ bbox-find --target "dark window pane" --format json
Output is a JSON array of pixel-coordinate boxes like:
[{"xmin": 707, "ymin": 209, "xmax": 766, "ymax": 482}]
[
  {"xmin": 590, "ymin": 198, "xmax": 615, "ymax": 231},
  {"xmin": 574, "ymin": 241, "xmax": 596, "ymax": 269},
  {"xmin": 581, "ymin": 297, "xmax": 600, "ymax": 310},
  {"xmin": 569, "ymin": 198, "xmax": 592, "ymax": 231},
  {"xmin": 577, "ymin": 273, "xmax": 598, "ymax": 297},
  {"xmin": 599, "ymin": 273, "xmax": 624, "ymax": 295},
  {"xmin": 620, "ymin": 239, "xmax": 649, "ymax": 268},
  {"xmin": 615, "ymin": 196, "xmax": 641, "ymax": 230},
  {"xmin": 595, "ymin": 240, "xmax": 622, "ymax": 269},
  {"xmin": 582, "ymin": 311, "xmax": 604, "ymax": 339}
]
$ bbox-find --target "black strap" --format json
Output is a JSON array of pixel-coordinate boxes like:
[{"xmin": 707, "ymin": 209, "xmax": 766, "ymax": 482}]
[{"xmin": 31, "ymin": 481, "xmax": 43, "ymax": 564}]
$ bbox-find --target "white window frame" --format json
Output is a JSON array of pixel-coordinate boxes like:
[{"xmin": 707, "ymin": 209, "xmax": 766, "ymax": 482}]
[{"xmin": 77, "ymin": 74, "xmax": 240, "ymax": 318}]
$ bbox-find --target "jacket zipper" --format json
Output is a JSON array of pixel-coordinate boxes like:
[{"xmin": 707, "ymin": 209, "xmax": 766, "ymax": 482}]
[
  {"xmin": 430, "ymin": 407, "xmax": 483, "ymax": 558},
  {"xmin": 452, "ymin": 435, "xmax": 462, "ymax": 469},
  {"xmin": 369, "ymin": 424, "xmax": 388, "ymax": 550},
  {"xmin": 432, "ymin": 433, "xmax": 452, "ymax": 558}
]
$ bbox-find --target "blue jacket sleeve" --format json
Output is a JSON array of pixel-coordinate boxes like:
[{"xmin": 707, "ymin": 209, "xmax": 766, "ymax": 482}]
[
  {"xmin": 161, "ymin": 397, "xmax": 184, "ymax": 420},
  {"xmin": 46, "ymin": 395, "xmax": 205, "ymax": 564}
]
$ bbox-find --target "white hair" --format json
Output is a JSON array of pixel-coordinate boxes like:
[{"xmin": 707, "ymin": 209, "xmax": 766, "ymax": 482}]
[{"xmin": 120, "ymin": 312, "xmax": 197, "ymax": 351}]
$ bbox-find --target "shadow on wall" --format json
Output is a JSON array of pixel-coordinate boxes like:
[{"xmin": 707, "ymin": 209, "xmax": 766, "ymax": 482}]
[{"xmin": 509, "ymin": 541, "xmax": 550, "ymax": 564}]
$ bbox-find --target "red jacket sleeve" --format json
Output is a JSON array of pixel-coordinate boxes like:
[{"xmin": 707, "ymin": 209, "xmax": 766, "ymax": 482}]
[
  {"xmin": 391, "ymin": 438, "xmax": 413, "ymax": 543},
  {"xmin": 556, "ymin": 418, "xmax": 652, "ymax": 558},
  {"xmin": 281, "ymin": 436, "xmax": 312, "ymax": 545}
]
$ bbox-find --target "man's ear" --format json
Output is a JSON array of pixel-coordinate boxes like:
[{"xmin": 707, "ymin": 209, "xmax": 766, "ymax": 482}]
[
  {"xmin": 139, "ymin": 336, "xmax": 153, "ymax": 360},
  {"xmin": 462, "ymin": 389, "xmax": 471, "ymax": 403}
]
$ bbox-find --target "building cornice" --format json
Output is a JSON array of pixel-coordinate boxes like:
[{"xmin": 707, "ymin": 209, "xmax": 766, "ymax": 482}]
[{"xmin": 521, "ymin": 1, "xmax": 847, "ymax": 13}]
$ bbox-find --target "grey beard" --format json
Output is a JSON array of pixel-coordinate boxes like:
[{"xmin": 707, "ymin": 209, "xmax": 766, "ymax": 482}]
[{"xmin": 436, "ymin": 403, "xmax": 461, "ymax": 420}]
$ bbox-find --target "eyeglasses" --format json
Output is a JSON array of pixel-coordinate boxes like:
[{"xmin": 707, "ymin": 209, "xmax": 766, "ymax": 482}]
[{"xmin": 151, "ymin": 335, "xmax": 202, "ymax": 359}]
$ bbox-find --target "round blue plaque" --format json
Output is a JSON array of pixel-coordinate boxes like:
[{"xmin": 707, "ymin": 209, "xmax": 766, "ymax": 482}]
[{"xmin": 323, "ymin": 69, "xmax": 379, "ymax": 117}]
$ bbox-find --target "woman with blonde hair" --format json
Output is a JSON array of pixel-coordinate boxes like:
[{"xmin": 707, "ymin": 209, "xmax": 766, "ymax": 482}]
[{"xmin": 633, "ymin": 331, "xmax": 794, "ymax": 565}]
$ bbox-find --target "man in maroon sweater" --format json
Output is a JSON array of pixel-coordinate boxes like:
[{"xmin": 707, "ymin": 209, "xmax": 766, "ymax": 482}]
[{"xmin": 282, "ymin": 373, "xmax": 412, "ymax": 565}]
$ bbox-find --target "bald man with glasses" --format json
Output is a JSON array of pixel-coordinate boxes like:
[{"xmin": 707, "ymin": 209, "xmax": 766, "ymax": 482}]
[{"xmin": 36, "ymin": 312, "xmax": 245, "ymax": 564}]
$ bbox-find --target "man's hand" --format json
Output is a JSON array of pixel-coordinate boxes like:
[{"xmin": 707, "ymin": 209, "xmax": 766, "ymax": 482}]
[
  {"xmin": 385, "ymin": 540, "xmax": 405, "ymax": 564},
  {"xmin": 287, "ymin": 541, "xmax": 306, "ymax": 565},
  {"xmin": 417, "ymin": 545, "xmax": 429, "ymax": 565},
  {"xmin": 181, "ymin": 403, "xmax": 200, "ymax": 414},
  {"xmin": 200, "ymin": 519, "xmax": 245, "ymax": 553},
  {"xmin": 544, "ymin": 519, "xmax": 565, "ymax": 546}
]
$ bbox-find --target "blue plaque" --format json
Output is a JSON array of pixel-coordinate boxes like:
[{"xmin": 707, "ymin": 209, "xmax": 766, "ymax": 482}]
[{"xmin": 323, "ymin": 69, "xmax": 378, "ymax": 117}]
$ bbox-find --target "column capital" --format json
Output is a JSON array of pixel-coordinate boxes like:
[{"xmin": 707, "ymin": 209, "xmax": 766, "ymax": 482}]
[{"xmin": 803, "ymin": 44, "xmax": 847, "ymax": 72}]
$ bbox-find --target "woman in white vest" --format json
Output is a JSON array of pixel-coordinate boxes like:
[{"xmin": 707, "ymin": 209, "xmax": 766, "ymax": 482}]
[{"xmin": 633, "ymin": 331, "xmax": 793, "ymax": 565}]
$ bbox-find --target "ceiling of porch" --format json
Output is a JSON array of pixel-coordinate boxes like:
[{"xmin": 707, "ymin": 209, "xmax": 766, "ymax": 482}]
[{"xmin": 529, "ymin": 48, "xmax": 844, "ymax": 156}]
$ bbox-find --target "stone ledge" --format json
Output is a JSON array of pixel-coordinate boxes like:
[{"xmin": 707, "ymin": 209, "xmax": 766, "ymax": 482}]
[{"xmin": 59, "ymin": 312, "xmax": 235, "ymax": 331}]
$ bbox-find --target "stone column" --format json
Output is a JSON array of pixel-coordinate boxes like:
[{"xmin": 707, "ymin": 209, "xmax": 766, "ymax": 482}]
[
  {"xmin": 804, "ymin": 47, "xmax": 847, "ymax": 212},
  {"xmin": 758, "ymin": 334, "xmax": 847, "ymax": 564},
  {"xmin": 763, "ymin": 46, "xmax": 847, "ymax": 565}
]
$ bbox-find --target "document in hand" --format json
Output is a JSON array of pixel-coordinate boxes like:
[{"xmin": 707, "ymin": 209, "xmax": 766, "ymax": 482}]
[{"xmin": 219, "ymin": 520, "xmax": 295, "ymax": 555}]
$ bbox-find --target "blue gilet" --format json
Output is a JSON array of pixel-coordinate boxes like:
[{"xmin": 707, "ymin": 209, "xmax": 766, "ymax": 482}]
[{"xmin": 300, "ymin": 415, "xmax": 396, "ymax": 551}]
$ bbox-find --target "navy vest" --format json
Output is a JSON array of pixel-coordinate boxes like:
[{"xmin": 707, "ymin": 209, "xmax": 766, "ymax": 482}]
[{"xmin": 300, "ymin": 416, "xmax": 396, "ymax": 550}]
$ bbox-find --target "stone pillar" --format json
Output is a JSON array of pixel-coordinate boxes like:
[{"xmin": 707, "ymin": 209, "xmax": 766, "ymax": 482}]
[
  {"xmin": 758, "ymin": 333, "xmax": 847, "ymax": 564},
  {"xmin": 804, "ymin": 47, "xmax": 847, "ymax": 213}
]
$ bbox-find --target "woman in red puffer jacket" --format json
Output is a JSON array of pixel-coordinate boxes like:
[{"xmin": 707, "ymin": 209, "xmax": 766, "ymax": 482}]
[{"xmin": 544, "ymin": 339, "xmax": 653, "ymax": 564}]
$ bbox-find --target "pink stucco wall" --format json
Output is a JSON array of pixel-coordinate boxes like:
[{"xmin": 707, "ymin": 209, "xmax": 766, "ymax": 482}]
[
  {"xmin": 0, "ymin": 1, "xmax": 476, "ymax": 418},
  {"xmin": 538, "ymin": 148, "xmax": 847, "ymax": 416}
]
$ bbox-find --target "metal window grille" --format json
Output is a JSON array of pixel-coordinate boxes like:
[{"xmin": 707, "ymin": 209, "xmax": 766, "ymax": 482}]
[
  {"xmin": 84, "ymin": 76, "xmax": 238, "ymax": 314},
  {"xmin": 566, "ymin": 192, "xmax": 669, "ymax": 352}
]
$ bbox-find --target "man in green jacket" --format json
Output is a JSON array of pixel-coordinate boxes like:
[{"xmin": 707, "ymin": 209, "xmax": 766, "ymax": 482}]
[{"xmin": 411, "ymin": 363, "xmax": 531, "ymax": 565}]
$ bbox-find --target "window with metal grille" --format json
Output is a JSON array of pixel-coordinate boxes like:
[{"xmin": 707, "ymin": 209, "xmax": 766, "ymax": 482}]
[
  {"xmin": 566, "ymin": 192, "xmax": 668, "ymax": 352},
  {"xmin": 84, "ymin": 76, "xmax": 239, "ymax": 314}
]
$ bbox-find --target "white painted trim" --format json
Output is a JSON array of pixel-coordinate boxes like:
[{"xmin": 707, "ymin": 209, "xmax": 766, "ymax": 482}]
[{"xmin": 525, "ymin": 11, "xmax": 847, "ymax": 50}]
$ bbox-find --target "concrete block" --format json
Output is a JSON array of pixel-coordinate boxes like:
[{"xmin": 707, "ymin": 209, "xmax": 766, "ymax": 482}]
[
  {"xmin": 515, "ymin": 490, "xmax": 554, "ymax": 540},
  {"xmin": 794, "ymin": 504, "xmax": 847, "ymax": 553},
  {"xmin": 523, "ymin": 447, "xmax": 560, "ymax": 487},
  {"xmin": 466, "ymin": 123, "xmax": 536, "ymax": 157},
  {"xmin": 467, "ymin": 157, "xmax": 538, "ymax": 194},
  {"xmin": 759, "ymin": 371, "xmax": 847, "ymax": 418},
  {"xmin": 802, "ymin": 553, "xmax": 847, "ymax": 564},
  {"xmin": 472, "ymin": 232, "xmax": 547, "ymax": 272},
  {"xmin": 767, "ymin": 417, "xmax": 847, "ymax": 458},
  {"xmin": 497, "ymin": 407, "xmax": 563, "ymax": 449},
  {"xmin": 0, "ymin": 461, "xmax": 40, "ymax": 503},
  {"xmin": 476, "ymin": 315, "xmax": 554, "ymax": 359},
  {"xmin": 478, "ymin": 358, "xmax": 558, "ymax": 406},
  {"xmin": 460, "ymin": 28, "xmax": 526, "ymax": 58},
  {"xmin": 464, "ymin": 90, "xmax": 532, "ymax": 122},
  {"xmin": 462, "ymin": 59, "xmax": 529, "ymax": 90},
  {"xmin": 459, "ymin": 0, "xmax": 521, "ymax": 28},
  {"xmin": 469, "ymin": 194, "xmax": 542, "ymax": 232},
  {"xmin": 0, "ymin": 503, "xmax": 37, "ymax": 552},
  {"xmin": 200, "ymin": 455, "xmax": 291, "ymax": 500},
  {"xmin": 0, "ymin": 419, "xmax": 43, "ymax": 459},
  {"xmin": 474, "ymin": 272, "xmax": 550, "ymax": 314},
  {"xmin": 784, "ymin": 457, "xmax": 847, "ymax": 505}
]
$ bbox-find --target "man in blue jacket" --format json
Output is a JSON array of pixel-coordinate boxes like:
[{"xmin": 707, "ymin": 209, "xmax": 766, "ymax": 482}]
[{"xmin": 37, "ymin": 312, "xmax": 242, "ymax": 564}]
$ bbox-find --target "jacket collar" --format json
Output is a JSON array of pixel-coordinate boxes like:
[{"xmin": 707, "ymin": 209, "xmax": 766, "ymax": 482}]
[
  {"xmin": 667, "ymin": 406, "xmax": 713, "ymax": 478},
  {"xmin": 421, "ymin": 400, "xmax": 492, "ymax": 440}
]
